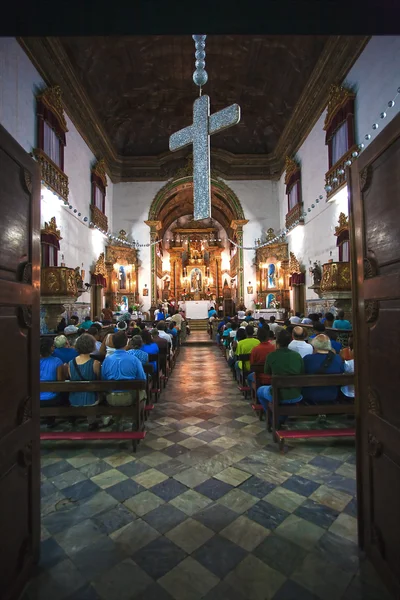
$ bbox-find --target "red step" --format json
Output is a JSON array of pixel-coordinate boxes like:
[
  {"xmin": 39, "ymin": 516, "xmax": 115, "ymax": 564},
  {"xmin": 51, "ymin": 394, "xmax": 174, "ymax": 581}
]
[
  {"xmin": 251, "ymin": 404, "xmax": 264, "ymax": 411},
  {"xmin": 276, "ymin": 428, "xmax": 355, "ymax": 441},
  {"xmin": 40, "ymin": 431, "xmax": 147, "ymax": 441}
]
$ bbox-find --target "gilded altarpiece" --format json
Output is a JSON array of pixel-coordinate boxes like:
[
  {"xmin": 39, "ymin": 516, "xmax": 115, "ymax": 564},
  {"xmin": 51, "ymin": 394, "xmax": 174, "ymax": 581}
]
[
  {"xmin": 255, "ymin": 229, "xmax": 290, "ymax": 311},
  {"xmin": 104, "ymin": 231, "xmax": 139, "ymax": 311}
]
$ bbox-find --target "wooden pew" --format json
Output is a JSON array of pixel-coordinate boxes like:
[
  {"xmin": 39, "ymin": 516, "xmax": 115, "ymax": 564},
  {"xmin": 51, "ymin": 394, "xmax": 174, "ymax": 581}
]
[
  {"xmin": 269, "ymin": 373, "xmax": 355, "ymax": 451},
  {"xmin": 40, "ymin": 379, "xmax": 148, "ymax": 451}
]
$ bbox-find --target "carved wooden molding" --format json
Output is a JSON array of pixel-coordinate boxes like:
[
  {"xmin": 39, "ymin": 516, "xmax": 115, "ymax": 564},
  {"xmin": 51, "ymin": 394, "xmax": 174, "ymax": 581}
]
[
  {"xmin": 18, "ymin": 36, "xmax": 369, "ymax": 181},
  {"xmin": 289, "ymin": 251, "xmax": 301, "ymax": 274},
  {"xmin": 92, "ymin": 158, "xmax": 108, "ymax": 188},
  {"xmin": 368, "ymin": 387, "xmax": 382, "ymax": 416},
  {"xmin": 34, "ymin": 148, "xmax": 69, "ymax": 201},
  {"xmin": 41, "ymin": 216, "xmax": 62, "ymax": 240},
  {"xmin": 323, "ymin": 84, "xmax": 356, "ymax": 131},
  {"xmin": 284, "ymin": 156, "xmax": 300, "ymax": 185},
  {"xmin": 325, "ymin": 144, "xmax": 358, "ymax": 200},
  {"xmin": 368, "ymin": 433, "xmax": 383, "ymax": 458},
  {"xmin": 93, "ymin": 252, "xmax": 106, "ymax": 276},
  {"xmin": 285, "ymin": 203, "xmax": 304, "ymax": 229},
  {"xmin": 360, "ymin": 164, "xmax": 373, "ymax": 193},
  {"xmin": 90, "ymin": 204, "xmax": 108, "ymax": 232},
  {"xmin": 37, "ymin": 85, "xmax": 68, "ymax": 133},
  {"xmin": 334, "ymin": 212, "xmax": 349, "ymax": 237}
]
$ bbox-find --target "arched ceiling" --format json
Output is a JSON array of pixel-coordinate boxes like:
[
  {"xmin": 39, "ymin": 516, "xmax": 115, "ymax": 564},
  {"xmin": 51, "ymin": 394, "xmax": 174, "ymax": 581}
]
[{"xmin": 19, "ymin": 36, "xmax": 368, "ymax": 180}]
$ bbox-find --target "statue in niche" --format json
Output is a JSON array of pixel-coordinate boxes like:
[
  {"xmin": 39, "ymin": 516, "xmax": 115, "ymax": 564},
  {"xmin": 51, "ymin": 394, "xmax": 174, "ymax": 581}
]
[
  {"xmin": 190, "ymin": 268, "xmax": 202, "ymax": 292},
  {"xmin": 267, "ymin": 293, "xmax": 276, "ymax": 308},
  {"xmin": 268, "ymin": 263, "xmax": 276, "ymax": 288},
  {"xmin": 74, "ymin": 267, "xmax": 84, "ymax": 290},
  {"xmin": 121, "ymin": 295, "xmax": 129, "ymax": 312},
  {"xmin": 310, "ymin": 261, "xmax": 322, "ymax": 287},
  {"xmin": 119, "ymin": 266, "xmax": 127, "ymax": 290}
]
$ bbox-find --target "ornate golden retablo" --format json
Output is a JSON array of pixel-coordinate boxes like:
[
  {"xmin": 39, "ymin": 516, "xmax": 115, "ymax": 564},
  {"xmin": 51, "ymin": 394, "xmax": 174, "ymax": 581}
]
[
  {"xmin": 289, "ymin": 251, "xmax": 301, "ymax": 274},
  {"xmin": 94, "ymin": 252, "xmax": 106, "ymax": 276},
  {"xmin": 41, "ymin": 216, "xmax": 62, "ymax": 240},
  {"xmin": 37, "ymin": 86, "xmax": 68, "ymax": 133},
  {"xmin": 323, "ymin": 84, "xmax": 355, "ymax": 131},
  {"xmin": 335, "ymin": 212, "xmax": 349, "ymax": 237}
]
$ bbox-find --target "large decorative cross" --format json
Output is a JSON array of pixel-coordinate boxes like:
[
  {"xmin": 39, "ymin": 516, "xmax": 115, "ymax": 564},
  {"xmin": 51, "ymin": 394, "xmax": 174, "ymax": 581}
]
[{"xmin": 169, "ymin": 95, "xmax": 240, "ymax": 221}]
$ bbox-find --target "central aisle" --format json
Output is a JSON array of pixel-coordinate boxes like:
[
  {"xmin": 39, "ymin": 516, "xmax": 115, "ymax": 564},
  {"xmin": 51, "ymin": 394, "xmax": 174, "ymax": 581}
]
[{"xmin": 33, "ymin": 334, "xmax": 386, "ymax": 600}]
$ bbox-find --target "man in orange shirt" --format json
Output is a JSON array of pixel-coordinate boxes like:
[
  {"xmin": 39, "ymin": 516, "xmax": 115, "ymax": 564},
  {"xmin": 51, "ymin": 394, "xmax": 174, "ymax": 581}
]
[{"xmin": 247, "ymin": 327, "xmax": 275, "ymax": 387}]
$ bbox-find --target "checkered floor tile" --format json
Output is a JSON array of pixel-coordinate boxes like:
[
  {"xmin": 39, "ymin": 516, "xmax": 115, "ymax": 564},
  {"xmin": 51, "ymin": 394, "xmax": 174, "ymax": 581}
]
[{"xmin": 26, "ymin": 335, "xmax": 390, "ymax": 600}]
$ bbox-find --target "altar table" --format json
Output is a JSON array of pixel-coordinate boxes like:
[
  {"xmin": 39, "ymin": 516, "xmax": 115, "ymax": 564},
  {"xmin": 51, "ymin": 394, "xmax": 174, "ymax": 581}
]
[{"xmin": 185, "ymin": 300, "xmax": 209, "ymax": 319}]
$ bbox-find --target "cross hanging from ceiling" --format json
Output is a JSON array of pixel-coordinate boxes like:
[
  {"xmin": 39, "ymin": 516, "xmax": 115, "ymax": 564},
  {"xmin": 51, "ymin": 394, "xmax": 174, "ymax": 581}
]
[{"xmin": 169, "ymin": 35, "xmax": 241, "ymax": 221}]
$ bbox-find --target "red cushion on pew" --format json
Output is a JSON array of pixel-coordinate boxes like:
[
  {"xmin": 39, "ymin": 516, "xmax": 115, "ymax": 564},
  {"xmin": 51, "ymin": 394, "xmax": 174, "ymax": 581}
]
[
  {"xmin": 251, "ymin": 404, "xmax": 264, "ymax": 411},
  {"xmin": 275, "ymin": 428, "xmax": 355, "ymax": 441}
]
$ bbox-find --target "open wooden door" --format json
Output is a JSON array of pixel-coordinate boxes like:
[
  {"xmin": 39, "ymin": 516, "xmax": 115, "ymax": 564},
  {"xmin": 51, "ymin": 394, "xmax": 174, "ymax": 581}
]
[
  {"xmin": 349, "ymin": 111, "xmax": 400, "ymax": 599},
  {"xmin": 0, "ymin": 125, "xmax": 41, "ymax": 599}
]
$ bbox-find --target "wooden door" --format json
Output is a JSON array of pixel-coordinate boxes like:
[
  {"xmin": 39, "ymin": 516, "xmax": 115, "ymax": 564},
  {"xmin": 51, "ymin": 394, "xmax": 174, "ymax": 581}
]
[
  {"xmin": 349, "ymin": 110, "xmax": 400, "ymax": 599},
  {"xmin": 0, "ymin": 125, "xmax": 41, "ymax": 599}
]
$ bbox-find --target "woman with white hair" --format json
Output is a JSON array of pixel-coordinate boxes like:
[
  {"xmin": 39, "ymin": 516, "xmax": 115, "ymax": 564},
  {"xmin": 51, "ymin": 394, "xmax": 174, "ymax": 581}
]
[
  {"xmin": 53, "ymin": 334, "xmax": 78, "ymax": 363},
  {"xmin": 303, "ymin": 334, "xmax": 344, "ymax": 403}
]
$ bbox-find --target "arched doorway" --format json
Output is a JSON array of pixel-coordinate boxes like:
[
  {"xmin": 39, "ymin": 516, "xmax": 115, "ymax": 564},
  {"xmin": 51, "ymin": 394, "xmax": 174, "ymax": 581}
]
[{"xmin": 146, "ymin": 175, "xmax": 248, "ymax": 312}]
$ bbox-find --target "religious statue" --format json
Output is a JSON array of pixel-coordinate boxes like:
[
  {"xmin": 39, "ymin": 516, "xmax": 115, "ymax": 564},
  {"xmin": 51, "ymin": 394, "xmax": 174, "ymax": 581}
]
[
  {"xmin": 268, "ymin": 264, "xmax": 276, "ymax": 288},
  {"xmin": 310, "ymin": 261, "xmax": 322, "ymax": 287},
  {"xmin": 119, "ymin": 266, "xmax": 127, "ymax": 289},
  {"xmin": 190, "ymin": 268, "xmax": 202, "ymax": 292},
  {"xmin": 74, "ymin": 267, "xmax": 84, "ymax": 290}
]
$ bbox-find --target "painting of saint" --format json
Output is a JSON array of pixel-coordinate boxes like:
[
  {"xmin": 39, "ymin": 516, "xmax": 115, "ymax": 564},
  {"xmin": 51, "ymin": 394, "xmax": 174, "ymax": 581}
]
[
  {"xmin": 190, "ymin": 268, "xmax": 202, "ymax": 292},
  {"xmin": 268, "ymin": 264, "xmax": 276, "ymax": 289},
  {"xmin": 119, "ymin": 266, "xmax": 127, "ymax": 289}
]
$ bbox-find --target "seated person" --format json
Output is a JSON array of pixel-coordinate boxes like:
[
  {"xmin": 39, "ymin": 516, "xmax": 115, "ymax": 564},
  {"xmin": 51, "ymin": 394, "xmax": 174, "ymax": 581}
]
[
  {"xmin": 257, "ymin": 329, "xmax": 304, "ymax": 411},
  {"xmin": 151, "ymin": 328, "xmax": 169, "ymax": 352},
  {"xmin": 340, "ymin": 334, "xmax": 354, "ymax": 361},
  {"xmin": 141, "ymin": 329, "xmax": 159, "ymax": 371},
  {"xmin": 222, "ymin": 321, "xmax": 233, "ymax": 344},
  {"xmin": 80, "ymin": 316, "xmax": 94, "ymax": 330},
  {"xmin": 309, "ymin": 322, "xmax": 342, "ymax": 353},
  {"xmin": 235, "ymin": 324, "xmax": 260, "ymax": 380},
  {"xmin": 216, "ymin": 317, "xmax": 231, "ymax": 345},
  {"xmin": 40, "ymin": 338, "xmax": 65, "ymax": 427},
  {"xmin": 301, "ymin": 314, "xmax": 313, "ymax": 325},
  {"xmin": 247, "ymin": 326, "xmax": 275, "ymax": 385},
  {"xmin": 56, "ymin": 317, "xmax": 67, "ymax": 333},
  {"xmin": 228, "ymin": 327, "xmax": 246, "ymax": 368},
  {"xmin": 288, "ymin": 326, "xmax": 313, "ymax": 358},
  {"xmin": 156, "ymin": 321, "xmax": 173, "ymax": 348},
  {"xmin": 302, "ymin": 334, "xmax": 345, "ymax": 403},
  {"xmin": 154, "ymin": 305, "xmax": 165, "ymax": 321},
  {"xmin": 244, "ymin": 310, "xmax": 254, "ymax": 322},
  {"xmin": 102, "ymin": 332, "xmax": 146, "ymax": 406},
  {"xmin": 208, "ymin": 305, "xmax": 217, "ymax": 319},
  {"xmin": 237, "ymin": 308, "xmax": 246, "ymax": 320},
  {"xmin": 341, "ymin": 359, "xmax": 355, "ymax": 398},
  {"xmin": 333, "ymin": 310, "xmax": 352, "ymax": 330},
  {"xmin": 69, "ymin": 315, "xmax": 80, "ymax": 328},
  {"xmin": 322, "ymin": 312, "xmax": 334, "ymax": 329},
  {"xmin": 100, "ymin": 321, "xmax": 129, "ymax": 356},
  {"xmin": 268, "ymin": 316, "xmax": 280, "ymax": 335},
  {"xmin": 53, "ymin": 334, "xmax": 78, "ymax": 362},
  {"xmin": 127, "ymin": 335, "xmax": 149, "ymax": 365},
  {"xmin": 87, "ymin": 326, "xmax": 102, "ymax": 352},
  {"xmin": 68, "ymin": 333, "xmax": 104, "ymax": 429},
  {"xmin": 168, "ymin": 321, "xmax": 178, "ymax": 343},
  {"xmin": 289, "ymin": 312, "xmax": 302, "ymax": 324},
  {"xmin": 101, "ymin": 304, "xmax": 114, "ymax": 323}
]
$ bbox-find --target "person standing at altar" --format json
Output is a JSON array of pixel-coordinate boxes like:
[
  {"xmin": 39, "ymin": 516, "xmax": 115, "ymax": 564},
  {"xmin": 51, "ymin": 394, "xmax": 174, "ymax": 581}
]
[{"xmin": 154, "ymin": 305, "xmax": 165, "ymax": 321}]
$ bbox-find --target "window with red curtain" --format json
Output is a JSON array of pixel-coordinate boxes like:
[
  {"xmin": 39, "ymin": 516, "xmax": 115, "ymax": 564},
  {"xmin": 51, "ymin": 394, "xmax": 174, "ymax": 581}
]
[
  {"xmin": 37, "ymin": 96, "xmax": 66, "ymax": 171},
  {"xmin": 325, "ymin": 93, "xmax": 355, "ymax": 169},
  {"xmin": 41, "ymin": 235, "xmax": 60, "ymax": 267}
]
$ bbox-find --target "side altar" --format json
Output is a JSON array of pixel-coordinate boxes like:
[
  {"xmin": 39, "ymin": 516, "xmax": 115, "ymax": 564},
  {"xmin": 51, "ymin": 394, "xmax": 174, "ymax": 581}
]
[{"xmin": 103, "ymin": 230, "xmax": 140, "ymax": 311}]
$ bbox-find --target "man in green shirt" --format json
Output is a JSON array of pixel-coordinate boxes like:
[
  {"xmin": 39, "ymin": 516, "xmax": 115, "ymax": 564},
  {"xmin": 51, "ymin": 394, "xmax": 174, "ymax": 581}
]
[
  {"xmin": 257, "ymin": 329, "xmax": 304, "ymax": 412},
  {"xmin": 235, "ymin": 324, "xmax": 260, "ymax": 379}
]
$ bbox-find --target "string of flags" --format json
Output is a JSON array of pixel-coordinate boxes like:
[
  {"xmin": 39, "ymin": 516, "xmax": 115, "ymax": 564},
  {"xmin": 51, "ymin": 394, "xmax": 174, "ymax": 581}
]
[{"xmin": 228, "ymin": 85, "xmax": 400, "ymax": 251}]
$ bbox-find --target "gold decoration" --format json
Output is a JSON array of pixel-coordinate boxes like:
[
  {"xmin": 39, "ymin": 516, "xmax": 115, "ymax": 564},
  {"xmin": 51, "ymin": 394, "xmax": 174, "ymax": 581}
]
[
  {"xmin": 34, "ymin": 148, "xmax": 69, "ymax": 201},
  {"xmin": 285, "ymin": 202, "xmax": 304, "ymax": 229},
  {"xmin": 335, "ymin": 213, "xmax": 349, "ymax": 237},
  {"xmin": 37, "ymin": 86, "xmax": 68, "ymax": 133},
  {"xmin": 320, "ymin": 262, "xmax": 351, "ymax": 293},
  {"xmin": 289, "ymin": 252, "xmax": 301, "ymax": 274},
  {"xmin": 324, "ymin": 144, "xmax": 358, "ymax": 199},
  {"xmin": 90, "ymin": 204, "xmax": 108, "ymax": 232},
  {"xmin": 266, "ymin": 228, "xmax": 276, "ymax": 242},
  {"xmin": 118, "ymin": 229, "xmax": 128, "ymax": 241},
  {"xmin": 41, "ymin": 266, "xmax": 78, "ymax": 297},
  {"xmin": 323, "ymin": 84, "xmax": 355, "ymax": 131},
  {"xmin": 94, "ymin": 252, "xmax": 106, "ymax": 276},
  {"xmin": 92, "ymin": 158, "xmax": 108, "ymax": 188},
  {"xmin": 42, "ymin": 216, "xmax": 62, "ymax": 240},
  {"xmin": 284, "ymin": 156, "xmax": 300, "ymax": 185}
]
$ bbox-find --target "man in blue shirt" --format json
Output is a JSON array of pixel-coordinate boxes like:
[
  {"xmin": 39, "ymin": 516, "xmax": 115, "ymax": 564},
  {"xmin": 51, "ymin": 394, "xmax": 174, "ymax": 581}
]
[
  {"xmin": 208, "ymin": 306, "xmax": 217, "ymax": 318},
  {"xmin": 102, "ymin": 332, "xmax": 146, "ymax": 406},
  {"xmin": 53, "ymin": 335, "xmax": 78, "ymax": 363},
  {"xmin": 303, "ymin": 334, "xmax": 344, "ymax": 403}
]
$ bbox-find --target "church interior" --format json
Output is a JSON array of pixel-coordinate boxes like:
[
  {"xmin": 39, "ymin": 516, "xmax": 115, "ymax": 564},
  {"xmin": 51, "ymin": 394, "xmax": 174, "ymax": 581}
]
[{"xmin": 1, "ymin": 34, "xmax": 400, "ymax": 600}]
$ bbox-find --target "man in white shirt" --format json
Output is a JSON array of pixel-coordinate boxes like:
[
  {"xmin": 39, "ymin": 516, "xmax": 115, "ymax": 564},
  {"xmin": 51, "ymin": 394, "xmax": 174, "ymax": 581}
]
[
  {"xmin": 269, "ymin": 316, "xmax": 280, "ymax": 335},
  {"xmin": 289, "ymin": 313, "xmax": 302, "ymax": 324},
  {"xmin": 288, "ymin": 326, "xmax": 313, "ymax": 358},
  {"xmin": 156, "ymin": 321, "xmax": 173, "ymax": 347}
]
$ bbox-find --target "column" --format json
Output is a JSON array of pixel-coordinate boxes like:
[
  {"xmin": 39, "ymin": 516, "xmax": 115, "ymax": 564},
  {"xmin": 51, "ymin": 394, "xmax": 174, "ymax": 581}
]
[
  {"xmin": 145, "ymin": 220, "xmax": 162, "ymax": 314},
  {"xmin": 215, "ymin": 257, "xmax": 221, "ymax": 299},
  {"xmin": 231, "ymin": 219, "xmax": 249, "ymax": 307}
]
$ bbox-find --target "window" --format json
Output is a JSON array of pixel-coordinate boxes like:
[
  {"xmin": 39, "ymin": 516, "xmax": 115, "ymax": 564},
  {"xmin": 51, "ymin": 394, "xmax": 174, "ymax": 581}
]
[
  {"xmin": 288, "ymin": 181, "xmax": 300, "ymax": 211},
  {"xmin": 93, "ymin": 184, "xmax": 105, "ymax": 213},
  {"xmin": 43, "ymin": 121, "xmax": 62, "ymax": 168},
  {"xmin": 339, "ymin": 239, "xmax": 350, "ymax": 262},
  {"xmin": 41, "ymin": 217, "xmax": 61, "ymax": 267},
  {"xmin": 324, "ymin": 86, "xmax": 355, "ymax": 169}
]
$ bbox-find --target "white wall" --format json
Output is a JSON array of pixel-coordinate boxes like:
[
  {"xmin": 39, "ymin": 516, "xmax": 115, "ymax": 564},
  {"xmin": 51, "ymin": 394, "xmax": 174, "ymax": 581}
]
[
  {"xmin": 0, "ymin": 37, "xmax": 113, "ymax": 312},
  {"xmin": 279, "ymin": 35, "xmax": 400, "ymax": 304},
  {"xmin": 112, "ymin": 182, "xmax": 165, "ymax": 312}
]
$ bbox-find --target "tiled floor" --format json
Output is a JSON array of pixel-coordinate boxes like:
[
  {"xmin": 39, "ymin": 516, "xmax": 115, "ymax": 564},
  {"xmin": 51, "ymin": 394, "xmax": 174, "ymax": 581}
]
[{"xmin": 27, "ymin": 334, "xmax": 392, "ymax": 600}]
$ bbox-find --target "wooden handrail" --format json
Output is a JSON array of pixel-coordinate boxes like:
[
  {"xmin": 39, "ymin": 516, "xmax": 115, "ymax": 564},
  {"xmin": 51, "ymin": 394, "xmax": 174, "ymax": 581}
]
[
  {"xmin": 40, "ymin": 380, "xmax": 146, "ymax": 392},
  {"xmin": 271, "ymin": 374, "xmax": 354, "ymax": 388}
]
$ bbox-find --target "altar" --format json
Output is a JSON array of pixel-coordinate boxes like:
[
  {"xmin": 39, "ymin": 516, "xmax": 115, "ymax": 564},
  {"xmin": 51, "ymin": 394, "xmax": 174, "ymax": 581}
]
[
  {"xmin": 185, "ymin": 300, "xmax": 209, "ymax": 319},
  {"xmin": 254, "ymin": 308, "xmax": 286, "ymax": 321}
]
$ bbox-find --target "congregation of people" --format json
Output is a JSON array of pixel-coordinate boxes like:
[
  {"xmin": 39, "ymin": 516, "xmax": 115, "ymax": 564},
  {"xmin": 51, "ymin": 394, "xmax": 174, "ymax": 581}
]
[
  {"xmin": 212, "ymin": 306, "xmax": 354, "ymax": 421},
  {"xmin": 40, "ymin": 304, "xmax": 187, "ymax": 429}
]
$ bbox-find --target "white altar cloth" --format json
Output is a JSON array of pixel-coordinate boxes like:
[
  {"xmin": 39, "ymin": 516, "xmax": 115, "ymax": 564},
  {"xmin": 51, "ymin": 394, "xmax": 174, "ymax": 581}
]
[
  {"xmin": 185, "ymin": 300, "xmax": 209, "ymax": 319},
  {"xmin": 254, "ymin": 309, "xmax": 286, "ymax": 321}
]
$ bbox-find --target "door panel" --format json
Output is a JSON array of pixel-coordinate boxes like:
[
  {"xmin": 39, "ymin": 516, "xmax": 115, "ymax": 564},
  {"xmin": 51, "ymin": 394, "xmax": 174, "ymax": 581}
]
[
  {"xmin": 349, "ymin": 110, "xmax": 400, "ymax": 599},
  {"xmin": 0, "ymin": 125, "xmax": 41, "ymax": 600}
]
